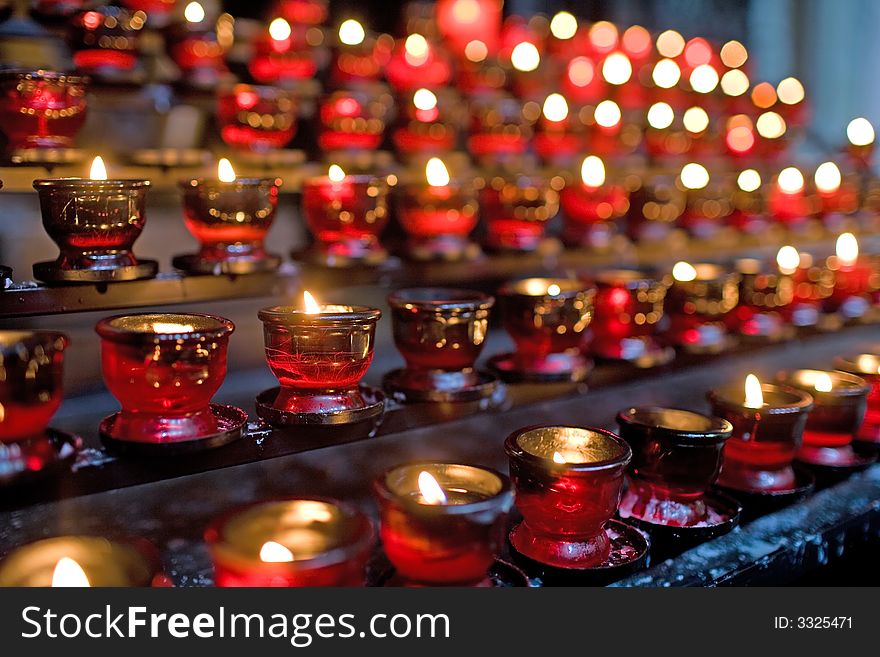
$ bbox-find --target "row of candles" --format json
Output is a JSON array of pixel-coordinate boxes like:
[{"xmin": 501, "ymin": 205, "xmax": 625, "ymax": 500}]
[
  {"xmin": 2, "ymin": 350, "xmax": 879, "ymax": 585},
  {"xmin": 14, "ymin": 154, "xmax": 880, "ymax": 285}
]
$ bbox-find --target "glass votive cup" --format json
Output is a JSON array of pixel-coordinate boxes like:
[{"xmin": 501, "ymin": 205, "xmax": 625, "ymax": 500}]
[
  {"xmin": 248, "ymin": 26, "xmax": 319, "ymax": 84},
  {"xmin": 70, "ymin": 6, "xmax": 144, "ymax": 73},
  {"xmin": 466, "ymin": 94, "xmax": 533, "ymax": 165},
  {"xmin": 216, "ymin": 85, "xmax": 297, "ymax": 152},
  {"xmin": 33, "ymin": 178, "xmax": 152, "ymax": 276},
  {"xmin": 708, "ymin": 383, "xmax": 814, "ymax": 493},
  {"xmin": 205, "ymin": 499, "xmax": 374, "ymax": 587},
  {"xmin": 495, "ymin": 278, "xmax": 595, "ymax": 379},
  {"xmin": 823, "ymin": 255, "xmax": 873, "ymax": 320},
  {"xmin": 679, "ymin": 178, "xmax": 735, "ymax": 240},
  {"xmin": 835, "ymin": 354, "xmax": 880, "ymax": 444},
  {"xmin": 373, "ymin": 462, "xmax": 512, "ymax": 585},
  {"xmin": 385, "ymin": 39, "xmax": 453, "ymax": 92},
  {"xmin": 0, "ymin": 70, "xmax": 87, "ymax": 151},
  {"xmin": 396, "ymin": 178, "xmax": 479, "ymax": 261},
  {"xmin": 478, "ymin": 174, "xmax": 560, "ymax": 251},
  {"xmin": 0, "ymin": 330, "xmax": 68, "ymax": 443},
  {"xmin": 616, "ymin": 407, "xmax": 733, "ymax": 527},
  {"xmin": 96, "ymin": 313, "xmax": 234, "ymax": 443},
  {"xmin": 178, "ymin": 176, "xmax": 281, "ymax": 269},
  {"xmin": 505, "ymin": 425, "xmax": 631, "ymax": 568},
  {"xmin": 0, "ymin": 536, "xmax": 165, "ymax": 587},
  {"xmin": 258, "ymin": 304, "xmax": 380, "ymax": 414},
  {"xmin": 780, "ymin": 369, "xmax": 871, "ymax": 466},
  {"xmin": 664, "ymin": 263, "xmax": 739, "ymax": 353},
  {"xmin": 591, "ymin": 269, "xmax": 670, "ymax": 365},
  {"xmin": 729, "ymin": 258, "xmax": 794, "ymax": 341},
  {"xmin": 625, "ymin": 174, "xmax": 686, "ymax": 242},
  {"xmin": 317, "ymin": 89, "xmax": 390, "ymax": 152},
  {"xmin": 301, "ymin": 174, "xmax": 390, "ymax": 266},
  {"xmin": 560, "ymin": 178, "xmax": 630, "ymax": 248}
]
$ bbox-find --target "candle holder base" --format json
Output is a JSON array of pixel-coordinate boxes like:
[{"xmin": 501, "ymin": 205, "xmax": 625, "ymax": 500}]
[
  {"xmin": 487, "ymin": 352, "xmax": 593, "ymax": 383},
  {"xmin": 296, "ymin": 245, "xmax": 390, "ymax": 269},
  {"xmin": 405, "ymin": 237, "xmax": 483, "ymax": 263},
  {"xmin": 33, "ymin": 259, "xmax": 159, "ymax": 284},
  {"xmin": 6, "ymin": 147, "xmax": 86, "ymax": 167},
  {"xmin": 796, "ymin": 445, "xmax": 876, "ymax": 487},
  {"xmin": 714, "ymin": 464, "xmax": 815, "ymax": 523},
  {"xmin": 99, "ymin": 403, "xmax": 248, "ymax": 456},
  {"xmin": 255, "ymin": 384, "xmax": 385, "ymax": 430},
  {"xmin": 0, "ymin": 428, "xmax": 81, "ymax": 488},
  {"xmin": 382, "ymin": 368, "xmax": 503, "ymax": 404},
  {"xmin": 670, "ymin": 329, "xmax": 736, "ymax": 355},
  {"xmin": 509, "ymin": 520, "xmax": 649, "ymax": 586},
  {"xmin": 372, "ymin": 559, "xmax": 529, "ymax": 588},
  {"xmin": 618, "ymin": 491, "xmax": 741, "ymax": 563},
  {"xmin": 593, "ymin": 338, "xmax": 675, "ymax": 369},
  {"xmin": 172, "ymin": 252, "xmax": 282, "ymax": 276},
  {"xmin": 130, "ymin": 149, "xmax": 212, "ymax": 169}
]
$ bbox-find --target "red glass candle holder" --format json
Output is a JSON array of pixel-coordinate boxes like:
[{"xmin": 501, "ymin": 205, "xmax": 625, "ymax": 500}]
[
  {"xmin": 256, "ymin": 303, "xmax": 382, "ymax": 419},
  {"xmin": 616, "ymin": 407, "xmax": 733, "ymax": 527},
  {"xmin": 784, "ymin": 253, "xmax": 830, "ymax": 327},
  {"xmin": 96, "ymin": 313, "xmax": 246, "ymax": 451},
  {"xmin": 679, "ymin": 178, "xmax": 734, "ymax": 239},
  {"xmin": 835, "ymin": 354, "xmax": 880, "ymax": 444},
  {"xmin": 70, "ymin": 7, "xmax": 145, "ymax": 75},
  {"xmin": 0, "ymin": 536, "xmax": 166, "ymax": 587},
  {"xmin": 317, "ymin": 90, "xmax": 390, "ymax": 152},
  {"xmin": 591, "ymin": 270, "xmax": 672, "ymax": 367},
  {"xmin": 625, "ymin": 174, "xmax": 686, "ymax": 242},
  {"xmin": 665, "ymin": 264, "xmax": 739, "ymax": 353},
  {"xmin": 0, "ymin": 70, "xmax": 87, "ymax": 152},
  {"xmin": 396, "ymin": 178, "xmax": 479, "ymax": 261},
  {"xmin": 479, "ymin": 174, "xmax": 560, "ymax": 252},
  {"xmin": 167, "ymin": 23, "xmax": 227, "ymax": 86},
  {"xmin": 32, "ymin": 178, "xmax": 157, "ymax": 283},
  {"xmin": 708, "ymin": 382, "xmax": 813, "ymax": 493},
  {"xmin": 249, "ymin": 23, "xmax": 319, "ymax": 84},
  {"xmin": 276, "ymin": 0, "xmax": 327, "ymax": 24},
  {"xmin": 385, "ymin": 37, "xmax": 453, "ymax": 92},
  {"xmin": 392, "ymin": 89, "xmax": 459, "ymax": 157},
  {"xmin": 206, "ymin": 499, "xmax": 374, "ymax": 587},
  {"xmin": 384, "ymin": 288, "xmax": 498, "ymax": 403},
  {"xmin": 216, "ymin": 85, "xmax": 297, "ymax": 152},
  {"xmin": 505, "ymin": 425, "xmax": 634, "ymax": 569},
  {"xmin": 560, "ymin": 176, "xmax": 629, "ymax": 248},
  {"xmin": 466, "ymin": 94, "xmax": 533, "ymax": 165},
  {"xmin": 728, "ymin": 258, "xmax": 794, "ymax": 341},
  {"xmin": 490, "ymin": 278, "xmax": 595, "ymax": 382},
  {"xmin": 331, "ymin": 32, "xmax": 393, "ymax": 84},
  {"xmin": 768, "ymin": 176, "xmax": 810, "ymax": 227},
  {"xmin": 730, "ymin": 181, "xmax": 768, "ymax": 235},
  {"xmin": 0, "ymin": 330, "xmax": 67, "ymax": 444},
  {"xmin": 175, "ymin": 176, "xmax": 282, "ymax": 274},
  {"xmin": 779, "ymin": 369, "xmax": 872, "ymax": 468},
  {"xmin": 373, "ymin": 463, "xmax": 512, "ymax": 586},
  {"xmin": 824, "ymin": 254, "xmax": 872, "ymax": 320},
  {"xmin": 302, "ymin": 174, "xmax": 390, "ymax": 267}
]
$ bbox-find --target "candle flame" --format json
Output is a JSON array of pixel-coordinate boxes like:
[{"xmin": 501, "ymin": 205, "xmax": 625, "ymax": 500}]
[
  {"xmin": 836, "ymin": 232, "xmax": 859, "ymax": 265},
  {"xmin": 542, "ymin": 93, "xmax": 569, "ymax": 122},
  {"xmin": 217, "ymin": 158, "xmax": 236, "ymax": 183},
  {"xmin": 259, "ymin": 541, "xmax": 295, "ymax": 563},
  {"xmin": 680, "ymin": 162, "xmax": 710, "ymax": 190},
  {"xmin": 589, "ymin": 21, "xmax": 618, "ymax": 51},
  {"xmin": 744, "ymin": 374, "xmax": 764, "ymax": 409},
  {"xmin": 451, "ymin": 0, "xmax": 480, "ymax": 22},
  {"xmin": 656, "ymin": 30, "xmax": 685, "ymax": 58},
  {"xmin": 814, "ymin": 161, "xmax": 842, "ymax": 194},
  {"xmin": 550, "ymin": 11, "xmax": 578, "ymax": 40},
  {"xmin": 814, "ymin": 372, "xmax": 834, "ymax": 393},
  {"xmin": 689, "ymin": 64, "xmax": 719, "ymax": 93},
  {"xmin": 184, "ymin": 1, "xmax": 205, "ymax": 23},
  {"xmin": 547, "ymin": 283, "xmax": 562, "ymax": 296},
  {"xmin": 737, "ymin": 169, "xmax": 762, "ymax": 193},
  {"xmin": 777, "ymin": 167, "xmax": 804, "ymax": 194},
  {"xmin": 672, "ymin": 261, "xmax": 697, "ymax": 282},
  {"xmin": 425, "ymin": 157, "xmax": 450, "ymax": 187},
  {"xmin": 404, "ymin": 34, "xmax": 430, "ymax": 66},
  {"xmin": 328, "ymin": 164, "xmax": 346, "ymax": 182},
  {"xmin": 417, "ymin": 471, "xmax": 447, "ymax": 505},
  {"xmin": 52, "ymin": 557, "xmax": 90, "ymax": 587},
  {"xmin": 683, "ymin": 106, "xmax": 709, "ymax": 134},
  {"xmin": 720, "ymin": 40, "xmax": 748, "ymax": 68},
  {"xmin": 602, "ymin": 52, "xmax": 632, "ymax": 85},
  {"xmin": 777, "ymin": 77, "xmax": 805, "ymax": 105},
  {"xmin": 857, "ymin": 354, "xmax": 880, "ymax": 375},
  {"xmin": 776, "ymin": 245, "xmax": 800, "ymax": 274},
  {"xmin": 464, "ymin": 39, "xmax": 488, "ymax": 62},
  {"xmin": 552, "ymin": 451, "xmax": 566, "ymax": 464},
  {"xmin": 303, "ymin": 290, "xmax": 321, "ymax": 314},
  {"xmin": 847, "ymin": 117, "xmax": 875, "ymax": 146},
  {"xmin": 338, "ymin": 19, "xmax": 365, "ymax": 46},
  {"xmin": 268, "ymin": 17, "xmax": 291, "ymax": 41},
  {"xmin": 756, "ymin": 111, "xmax": 786, "ymax": 139},
  {"xmin": 90, "ymin": 156, "xmax": 107, "ymax": 180},
  {"xmin": 413, "ymin": 88, "xmax": 438, "ymax": 111},
  {"xmin": 580, "ymin": 155, "xmax": 606, "ymax": 188},
  {"xmin": 720, "ymin": 69, "xmax": 749, "ymax": 97},
  {"xmin": 651, "ymin": 58, "xmax": 681, "ymax": 88},
  {"xmin": 152, "ymin": 322, "xmax": 196, "ymax": 333},
  {"xmin": 510, "ymin": 41, "xmax": 540, "ymax": 72},
  {"xmin": 594, "ymin": 100, "xmax": 621, "ymax": 128},
  {"xmin": 647, "ymin": 102, "xmax": 674, "ymax": 129}
]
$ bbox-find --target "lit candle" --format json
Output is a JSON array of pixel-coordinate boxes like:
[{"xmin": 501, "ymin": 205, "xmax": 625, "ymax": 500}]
[
  {"xmin": 768, "ymin": 166, "xmax": 809, "ymax": 226},
  {"xmin": 167, "ymin": 1, "xmax": 227, "ymax": 84},
  {"xmin": 33, "ymin": 156, "xmax": 155, "ymax": 283},
  {"xmin": 175, "ymin": 159, "xmax": 282, "ymax": 274},
  {"xmin": 206, "ymin": 499, "xmax": 374, "ymax": 587},
  {"xmin": 560, "ymin": 155, "xmax": 628, "ymax": 248},
  {"xmin": 332, "ymin": 19, "xmax": 389, "ymax": 83},
  {"xmin": 0, "ymin": 70, "xmax": 87, "ymax": 152},
  {"xmin": 533, "ymin": 92, "xmax": 582, "ymax": 164},
  {"xmin": 813, "ymin": 161, "xmax": 857, "ymax": 216},
  {"xmin": 729, "ymin": 168, "xmax": 765, "ymax": 233},
  {"xmin": 665, "ymin": 262, "xmax": 739, "ymax": 352},
  {"xmin": 249, "ymin": 16, "xmax": 318, "ymax": 83},
  {"xmin": 386, "ymin": 33, "xmax": 452, "ymax": 91},
  {"xmin": 708, "ymin": 374, "xmax": 813, "ymax": 493},
  {"xmin": 392, "ymin": 87, "xmax": 457, "ymax": 155},
  {"xmin": 835, "ymin": 353, "xmax": 880, "ymax": 444},
  {"xmin": 435, "ymin": 0, "xmax": 502, "ymax": 59},
  {"xmin": 373, "ymin": 463, "xmax": 512, "ymax": 585},
  {"xmin": 318, "ymin": 89, "xmax": 389, "ymax": 152},
  {"xmin": 846, "ymin": 117, "xmax": 875, "ymax": 165},
  {"xmin": 825, "ymin": 232, "xmax": 872, "ymax": 319}
]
